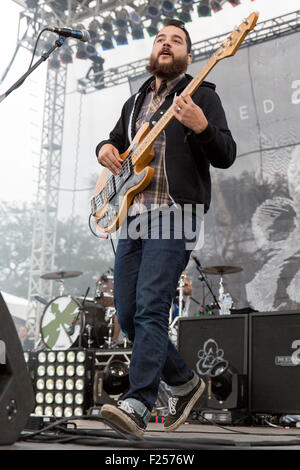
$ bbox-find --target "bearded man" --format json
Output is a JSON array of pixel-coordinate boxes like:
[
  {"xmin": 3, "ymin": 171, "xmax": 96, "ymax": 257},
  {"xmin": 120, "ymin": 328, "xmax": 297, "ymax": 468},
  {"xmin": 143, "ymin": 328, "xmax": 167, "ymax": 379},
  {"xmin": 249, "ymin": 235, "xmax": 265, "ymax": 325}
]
[{"xmin": 96, "ymin": 19, "xmax": 236, "ymax": 436}]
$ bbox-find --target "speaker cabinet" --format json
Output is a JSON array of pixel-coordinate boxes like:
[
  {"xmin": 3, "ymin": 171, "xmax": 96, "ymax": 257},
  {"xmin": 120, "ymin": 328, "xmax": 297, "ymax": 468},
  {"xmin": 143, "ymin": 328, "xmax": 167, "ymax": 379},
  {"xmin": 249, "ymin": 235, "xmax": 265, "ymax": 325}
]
[
  {"xmin": 177, "ymin": 315, "xmax": 248, "ymax": 410},
  {"xmin": 0, "ymin": 293, "xmax": 35, "ymax": 445},
  {"xmin": 249, "ymin": 311, "xmax": 300, "ymax": 414}
]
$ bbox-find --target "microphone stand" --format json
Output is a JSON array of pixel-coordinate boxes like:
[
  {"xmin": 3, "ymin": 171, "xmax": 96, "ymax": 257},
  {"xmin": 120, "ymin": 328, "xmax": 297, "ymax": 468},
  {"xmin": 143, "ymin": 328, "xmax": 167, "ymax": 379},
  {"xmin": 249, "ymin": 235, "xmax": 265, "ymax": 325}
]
[
  {"xmin": 192, "ymin": 257, "xmax": 220, "ymax": 311},
  {"xmin": 0, "ymin": 37, "xmax": 65, "ymax": 104}
]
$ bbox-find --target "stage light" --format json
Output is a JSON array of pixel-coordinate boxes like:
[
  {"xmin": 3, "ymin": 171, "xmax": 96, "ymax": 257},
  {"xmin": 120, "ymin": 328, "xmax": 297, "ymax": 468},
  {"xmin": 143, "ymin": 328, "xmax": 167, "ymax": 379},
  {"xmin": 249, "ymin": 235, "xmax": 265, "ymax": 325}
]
[
  {"xmin": 101, "ymin": 35, "xmax": 114, "ymax": 50},
  {"xmin": 37, "ymin": 365, "xmax": 45, "ymax": 376},
  {"xmin": 48, "ymin": 50, "xmax": 61, "ymax": 70},
  {"xmin": 88, "ymin": 19, "xmax": 101, "ymax": 42},
  {"xmin": 210, "ymin": 360, "xmax": 233, "ymax": 401},
  {"xmin": 102, "ymin": 16, "xmax": 114, "ymax": 33},
  {"xmin": 67, "ymin": 351, "xmax": 75, "ymax": 363},
  {"xmin": 197, "ymin": 0, "xmax": 211, "ymax": 16},
  {"xmin": 162, "ymin": 0, "xmax": 175, "ymax": 12},
  {"xmin": 228, "ymin": 0, "xmax": 240, "ymax": 6},
  {"xmin": 131, "ymin": 25, "xmax": 144, "ymax": 40},
  {"xmin": 129, "ymin": 11, "xmax": 142, "ymax": 25},
  {"xmin": 48, "ymin": 351, "xmax": 56, "ymax": 363},
  {"xmin": 115, "ymin": 9, "xmax": 129, "ymax": 29},
  {"xmin": 147, "ymin": 19, "xmax": 160, "ymax": 37},
  {"xmin": 103, "ymin": 359, "xmax": 129, "ymax": 395},
  {"xmin": 36, "ymin": 379, "xmax": 44, "ymax": 390},
  {"xmin": 60, "ymin": 45, "xmax": 73, "ymax": 64},
  {"xmin": 57, "ymin": 352, "xmax": 65, "ymax": 362},
  {"xmin": 207, "ymin": 359, "xmax": 247, "ymax": 411},
  {"xmin": 86, "ymin": 57, "xmax": 105, "ymax": 90},
  {"xmin": 38, "ymin": 352, "xmax": 46, "ymax": 363},
  {"xmin": 178, "ymin": 0, "xmax": 194, "ymax": 23},
  {"xmin": 146, "ymin": 0, "xmax": 161, "ymax": 20},
  {"xmin": 25, "ymin": 0, "xmax": 39, "ymax": 8},
  {"xmin": 26, "ymin": 349, "xmax": 94, "ymax": 418},
  {"xmin": 210, "ymin": 0, "xmax": 222, "ymax": 13},
  {"xmin": 76, "ymin": 43, "xmax": 88, "ymax": 60},
  {"xmin": 115, "ymin": 31, "xmax": 128, "ymax": 46}
]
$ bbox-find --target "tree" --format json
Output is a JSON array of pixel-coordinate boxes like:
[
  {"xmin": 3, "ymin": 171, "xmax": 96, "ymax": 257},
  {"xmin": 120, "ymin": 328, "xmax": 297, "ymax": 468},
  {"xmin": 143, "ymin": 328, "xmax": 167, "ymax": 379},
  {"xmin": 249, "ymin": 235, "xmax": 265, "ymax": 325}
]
[{"xmin": 0, "ymin": 201, "xmax": 115, "ymax": 300}]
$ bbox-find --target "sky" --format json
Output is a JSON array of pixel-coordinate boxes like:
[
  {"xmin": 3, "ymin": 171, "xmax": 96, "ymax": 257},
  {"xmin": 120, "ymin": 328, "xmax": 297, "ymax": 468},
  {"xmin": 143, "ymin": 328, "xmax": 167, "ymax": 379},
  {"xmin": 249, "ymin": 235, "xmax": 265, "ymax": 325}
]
[{"xmin": 0, "ymin": 0, "xmax": 300, "ymax": 222}]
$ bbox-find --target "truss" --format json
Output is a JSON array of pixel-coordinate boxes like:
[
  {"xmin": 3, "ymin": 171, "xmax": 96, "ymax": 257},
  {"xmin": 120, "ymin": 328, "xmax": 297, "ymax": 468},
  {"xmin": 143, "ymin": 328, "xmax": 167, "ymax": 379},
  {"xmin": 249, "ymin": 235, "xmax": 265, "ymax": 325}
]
[
  {"xmin": 26, "ymin": 63, "xmax": 67, "ymax": 343},
  {"xmin": 76, "ymin": 9, "xmax": 300, "ymax": 93}
]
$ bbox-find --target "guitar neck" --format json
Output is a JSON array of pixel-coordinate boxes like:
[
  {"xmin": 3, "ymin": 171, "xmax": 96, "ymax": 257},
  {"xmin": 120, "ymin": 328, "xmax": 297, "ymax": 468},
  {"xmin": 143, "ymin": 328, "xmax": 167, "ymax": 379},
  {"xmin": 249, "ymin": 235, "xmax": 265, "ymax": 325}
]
[{"xmin": 131, "ymin": 54, "xmax": 217, "ymax": 166}]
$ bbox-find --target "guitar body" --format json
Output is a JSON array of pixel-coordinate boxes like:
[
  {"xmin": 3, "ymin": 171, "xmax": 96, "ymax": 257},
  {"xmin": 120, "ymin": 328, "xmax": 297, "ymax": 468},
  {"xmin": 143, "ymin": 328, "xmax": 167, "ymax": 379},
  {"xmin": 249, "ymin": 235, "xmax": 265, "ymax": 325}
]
[{"xmin": 92, "ymin": 122, "xmax": 155, "ymax": 233}]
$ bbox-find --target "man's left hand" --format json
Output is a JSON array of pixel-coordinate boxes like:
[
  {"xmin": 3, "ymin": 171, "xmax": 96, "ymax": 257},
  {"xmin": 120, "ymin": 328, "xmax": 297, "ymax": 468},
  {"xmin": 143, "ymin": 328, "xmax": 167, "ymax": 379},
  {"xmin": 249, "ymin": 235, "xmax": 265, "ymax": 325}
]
[{"xmin": 173, "ymin": 94, "xmax": 208, "ymax": 134}]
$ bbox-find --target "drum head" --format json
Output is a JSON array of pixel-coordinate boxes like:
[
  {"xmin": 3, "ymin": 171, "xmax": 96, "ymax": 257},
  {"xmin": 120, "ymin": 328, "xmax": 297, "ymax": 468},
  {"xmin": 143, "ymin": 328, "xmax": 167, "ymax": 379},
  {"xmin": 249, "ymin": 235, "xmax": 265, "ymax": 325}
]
[{"xmin": 40, "ymin": 296, "xmax": 82, "ymax": 350}]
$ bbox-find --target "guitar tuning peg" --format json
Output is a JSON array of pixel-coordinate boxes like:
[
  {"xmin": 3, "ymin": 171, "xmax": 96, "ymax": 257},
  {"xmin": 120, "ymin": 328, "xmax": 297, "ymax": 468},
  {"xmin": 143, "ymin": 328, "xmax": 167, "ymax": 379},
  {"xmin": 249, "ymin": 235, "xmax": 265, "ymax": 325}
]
[
  {"xmin": 234, "ymin": 26, "xmax": 241, "ymax": 32},
  {"xmin": 243, "ymin": 18, "xmax": 249, "ymax": 24}
]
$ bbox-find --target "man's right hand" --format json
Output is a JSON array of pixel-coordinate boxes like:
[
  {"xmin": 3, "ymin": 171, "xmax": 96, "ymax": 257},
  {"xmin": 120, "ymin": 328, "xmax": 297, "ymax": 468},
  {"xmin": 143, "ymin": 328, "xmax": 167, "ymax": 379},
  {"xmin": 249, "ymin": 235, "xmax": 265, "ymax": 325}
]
[{"xmin": 97, "ymin": 144, "xmax": 123, "ymax": 176}]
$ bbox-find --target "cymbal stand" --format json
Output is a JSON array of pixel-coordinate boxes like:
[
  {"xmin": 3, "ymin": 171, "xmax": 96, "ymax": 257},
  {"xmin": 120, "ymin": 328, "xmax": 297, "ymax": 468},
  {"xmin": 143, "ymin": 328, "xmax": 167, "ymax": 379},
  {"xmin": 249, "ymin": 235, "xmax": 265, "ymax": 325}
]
[
  {"xmin": 169, "ymin": 273, "xmax": 185, "ymax": 331},
  {"xmin": 104, "ymin": 307, "xmax": 116, "ymax": 348},
  {"xmin": 57, "ymin": 279, "xmax": 65, "ymax": 296},
  {"xmin": 85, "ymin": 324, "xmax": 93, "ymax": 349},
  {"xmin": 193, "ymin": 259, "xmax": 220, "ymax": 310}
]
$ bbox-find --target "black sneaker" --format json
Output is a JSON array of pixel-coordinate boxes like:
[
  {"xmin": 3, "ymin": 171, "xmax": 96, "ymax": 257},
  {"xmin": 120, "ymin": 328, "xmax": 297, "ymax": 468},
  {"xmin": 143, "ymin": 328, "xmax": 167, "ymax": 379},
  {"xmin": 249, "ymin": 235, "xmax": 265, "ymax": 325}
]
[
  {"xmin": 100, "ymin": 400, "xmax": 146, "ymax": 437},
  {"xmin": 164, "ymin": 379, "xmax": 206, "ymax": 432}
]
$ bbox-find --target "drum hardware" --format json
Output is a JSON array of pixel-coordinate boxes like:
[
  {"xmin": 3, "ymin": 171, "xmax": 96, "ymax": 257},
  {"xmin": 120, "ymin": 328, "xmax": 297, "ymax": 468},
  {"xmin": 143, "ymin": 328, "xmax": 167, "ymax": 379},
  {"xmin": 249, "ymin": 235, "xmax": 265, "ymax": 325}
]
[
  {"xmin": 201, "ymin": 265, "xmax": 243, "ymax": 307},
  {"xmin": 169, "ymin": 273, "xmax": 185, "ymax": 332},
  {"xmin": 33, "ymin": 295, "xmax": 48, "ymax": 306},
  {"xmin": 191, "ymin": 256, "xmax": 220, "ymax": 313},
  {"xmin": 85, "ymin": 324, "xmax": 94, "ymax": 349},
  {"xmin": 103, "ymin": 307, "xmax": 117, "ymax": 349},
  {"xmin": 68, "ymin": 287, "xmax": 90, "ymax": 348}
]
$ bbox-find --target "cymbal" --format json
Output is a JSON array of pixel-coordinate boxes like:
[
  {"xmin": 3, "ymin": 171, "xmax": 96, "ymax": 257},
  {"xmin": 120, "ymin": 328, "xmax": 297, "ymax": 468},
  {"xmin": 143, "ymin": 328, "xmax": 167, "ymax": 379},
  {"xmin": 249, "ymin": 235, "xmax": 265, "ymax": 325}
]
[
  {"xmin": 202, "ymin": 265, "xmax": 243, "ymax": 275},
  {"xmin": 40, "ymin": 270, "xmax": 83, "ymax": 280}
]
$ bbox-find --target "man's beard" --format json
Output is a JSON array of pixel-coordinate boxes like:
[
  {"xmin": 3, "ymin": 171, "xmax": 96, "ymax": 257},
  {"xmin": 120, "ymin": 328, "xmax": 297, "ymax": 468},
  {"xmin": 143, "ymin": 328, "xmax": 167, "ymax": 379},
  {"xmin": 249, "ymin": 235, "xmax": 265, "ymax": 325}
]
[{"xmin": 146, "ymin": 52, "xmax": 188, "ymax": 80}]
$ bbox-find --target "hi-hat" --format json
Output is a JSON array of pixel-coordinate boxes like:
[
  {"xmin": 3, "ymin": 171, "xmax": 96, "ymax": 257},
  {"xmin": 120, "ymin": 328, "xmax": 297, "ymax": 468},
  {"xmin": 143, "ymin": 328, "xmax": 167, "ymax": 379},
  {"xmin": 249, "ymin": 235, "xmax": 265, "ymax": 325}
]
[
  {"xmin": 40, "ymin": 270, "xmax": 83, "ymax": 280},
  {"xmin": 202, "ymin": 265, "xmax": 243, "ymax": 275}
]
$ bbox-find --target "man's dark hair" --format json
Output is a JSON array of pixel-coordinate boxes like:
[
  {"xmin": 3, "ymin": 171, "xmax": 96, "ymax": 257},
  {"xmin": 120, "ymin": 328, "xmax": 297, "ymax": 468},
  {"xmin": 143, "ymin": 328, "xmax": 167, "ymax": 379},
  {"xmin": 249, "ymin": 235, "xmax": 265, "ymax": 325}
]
[{"xmin": 163, "ymin": 19, "xmax": 192, "ymax": 53}]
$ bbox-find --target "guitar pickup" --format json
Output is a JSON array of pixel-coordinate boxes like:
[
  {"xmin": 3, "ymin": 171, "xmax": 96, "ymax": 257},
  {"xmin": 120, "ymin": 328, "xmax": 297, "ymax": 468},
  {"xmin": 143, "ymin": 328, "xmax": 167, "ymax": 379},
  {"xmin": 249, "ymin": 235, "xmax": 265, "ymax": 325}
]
[{"xmin": 90, "ymin": 197, "xmax": 97, "ymax": 215}]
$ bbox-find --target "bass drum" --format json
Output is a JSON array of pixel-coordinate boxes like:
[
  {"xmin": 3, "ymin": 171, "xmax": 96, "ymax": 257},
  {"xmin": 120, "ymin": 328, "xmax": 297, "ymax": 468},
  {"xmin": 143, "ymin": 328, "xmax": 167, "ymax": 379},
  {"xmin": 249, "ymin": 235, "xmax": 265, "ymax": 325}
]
[{"xmin": 40, "ymin": 295, "xmax": 83, "ymax": 350}]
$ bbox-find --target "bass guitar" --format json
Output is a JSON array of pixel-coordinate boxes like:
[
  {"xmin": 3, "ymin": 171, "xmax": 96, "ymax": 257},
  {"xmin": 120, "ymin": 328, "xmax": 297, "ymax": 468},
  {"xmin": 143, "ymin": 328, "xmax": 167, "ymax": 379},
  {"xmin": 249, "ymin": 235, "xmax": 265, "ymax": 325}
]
[{"xmin": 91, "ymin": 12, "xmax": 259, "ymax": 234}]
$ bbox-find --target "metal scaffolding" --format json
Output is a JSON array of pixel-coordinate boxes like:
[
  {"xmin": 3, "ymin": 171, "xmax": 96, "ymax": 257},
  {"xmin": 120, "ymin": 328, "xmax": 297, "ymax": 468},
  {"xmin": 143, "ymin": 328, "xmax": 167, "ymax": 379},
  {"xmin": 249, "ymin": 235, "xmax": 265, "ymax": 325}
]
[
  {"xmin": 77, "ymin": 9, "xmax": 300, "ymax": 93},
  {"xmin": 26, "ymin": 63, "xmax": 68, "ymax": 343}
]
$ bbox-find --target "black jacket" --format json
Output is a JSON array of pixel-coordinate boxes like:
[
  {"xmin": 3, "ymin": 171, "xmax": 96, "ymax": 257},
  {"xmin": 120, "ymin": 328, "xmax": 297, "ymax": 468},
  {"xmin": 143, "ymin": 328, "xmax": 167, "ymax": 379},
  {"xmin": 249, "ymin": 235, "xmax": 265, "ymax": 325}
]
[{"xmin": 95, "ymin": 73, "xmax": 236, "ymax": 213}]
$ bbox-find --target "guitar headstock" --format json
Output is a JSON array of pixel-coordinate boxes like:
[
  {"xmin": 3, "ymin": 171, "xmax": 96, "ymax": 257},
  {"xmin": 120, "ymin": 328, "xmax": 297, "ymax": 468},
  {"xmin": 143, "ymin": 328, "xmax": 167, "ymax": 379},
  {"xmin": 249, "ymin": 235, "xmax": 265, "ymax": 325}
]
[{"xmin": 215, "ymin": 12, "xmax": 259, "ymax": 61}]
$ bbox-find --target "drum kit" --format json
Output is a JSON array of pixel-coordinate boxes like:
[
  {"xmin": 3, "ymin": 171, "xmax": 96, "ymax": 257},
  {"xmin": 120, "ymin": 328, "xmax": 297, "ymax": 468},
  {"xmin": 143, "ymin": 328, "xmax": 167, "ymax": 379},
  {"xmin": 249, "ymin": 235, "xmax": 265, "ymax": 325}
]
[
  {"xmin": 39, "ymin": 269, "xmax": 118, "ymax": 351},
  {"xmin": 38, "ymin": 262, "xmax": 242, "ymax": 351}
]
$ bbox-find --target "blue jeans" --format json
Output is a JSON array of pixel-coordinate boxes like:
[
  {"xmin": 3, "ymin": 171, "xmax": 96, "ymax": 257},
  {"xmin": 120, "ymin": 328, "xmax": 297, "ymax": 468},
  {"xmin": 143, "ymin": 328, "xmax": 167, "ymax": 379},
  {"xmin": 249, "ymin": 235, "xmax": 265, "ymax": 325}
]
[{"xmin": 113, "ymin": 210, "xmax": 195, "ymax": 412}]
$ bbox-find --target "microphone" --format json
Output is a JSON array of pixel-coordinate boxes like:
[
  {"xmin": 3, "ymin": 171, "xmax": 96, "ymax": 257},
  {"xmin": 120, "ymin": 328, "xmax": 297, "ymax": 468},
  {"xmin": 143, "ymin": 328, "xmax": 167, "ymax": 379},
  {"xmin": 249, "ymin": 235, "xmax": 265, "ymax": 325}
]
[{"xmin": 46, "ymin": 27, "xmax": 90, "ymax": 43}]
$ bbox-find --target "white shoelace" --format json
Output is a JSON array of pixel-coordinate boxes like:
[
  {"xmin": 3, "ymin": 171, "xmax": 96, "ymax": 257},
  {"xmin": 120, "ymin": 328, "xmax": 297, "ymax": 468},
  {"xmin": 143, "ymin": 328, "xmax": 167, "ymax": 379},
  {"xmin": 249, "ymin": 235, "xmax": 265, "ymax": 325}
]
[
  {"xmin": 118, "ymin": 400, "xmax": 135, "ymax": 415},
  {"xmin": 168, "ymin": 397, "xmax": 179, "ymax": 416}
]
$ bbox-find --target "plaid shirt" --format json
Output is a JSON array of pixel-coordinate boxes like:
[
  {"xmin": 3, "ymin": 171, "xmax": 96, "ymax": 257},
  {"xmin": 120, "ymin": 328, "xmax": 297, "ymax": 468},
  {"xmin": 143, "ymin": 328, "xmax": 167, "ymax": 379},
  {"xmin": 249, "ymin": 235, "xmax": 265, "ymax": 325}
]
[{"xmin": 130, "ymin": 73, "xmax": 185, "ymax": 215}]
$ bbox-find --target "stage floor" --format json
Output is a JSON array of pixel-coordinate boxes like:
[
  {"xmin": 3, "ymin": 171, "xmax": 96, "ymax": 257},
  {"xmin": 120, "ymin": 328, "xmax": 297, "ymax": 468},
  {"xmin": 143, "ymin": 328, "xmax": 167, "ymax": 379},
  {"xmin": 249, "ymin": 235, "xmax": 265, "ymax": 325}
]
[{"xmin": 2, "ymin": 419, "xmax": 300, "ymax": 452}]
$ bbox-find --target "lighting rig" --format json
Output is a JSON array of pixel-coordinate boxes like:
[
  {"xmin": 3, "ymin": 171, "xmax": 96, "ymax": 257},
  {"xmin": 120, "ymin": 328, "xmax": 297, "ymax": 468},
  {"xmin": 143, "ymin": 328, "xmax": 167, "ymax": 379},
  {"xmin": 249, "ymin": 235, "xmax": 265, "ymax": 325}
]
[{"xmin": 24, "ymin": 349, "xmax": 95, "ymax": 418}]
